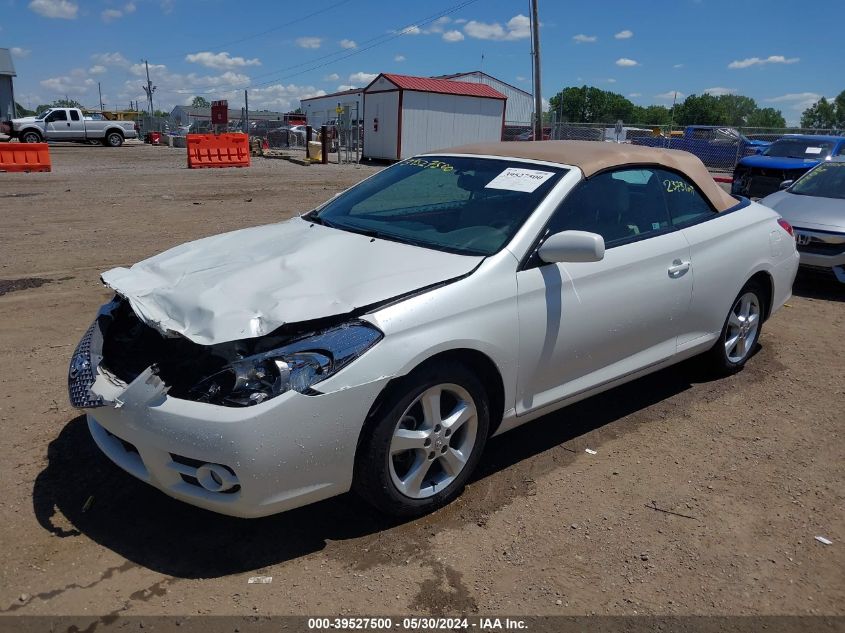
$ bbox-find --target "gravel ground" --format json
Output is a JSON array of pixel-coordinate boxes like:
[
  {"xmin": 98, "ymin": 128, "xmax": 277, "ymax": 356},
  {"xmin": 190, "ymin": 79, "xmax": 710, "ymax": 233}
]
[{"xmin": 0, "ymin": 144, "xmax": 843, "ymax": 625}]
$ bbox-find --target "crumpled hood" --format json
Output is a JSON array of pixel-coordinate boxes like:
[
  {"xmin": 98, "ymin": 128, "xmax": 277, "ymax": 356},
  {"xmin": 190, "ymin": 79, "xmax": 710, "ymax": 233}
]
[
  {"xmin": 102, "ymin": 217, "xmax": 483, "ymax": 345},
  {"xmin": 760, "ymin": 191, "xmax": 845, "ymax": 232}
]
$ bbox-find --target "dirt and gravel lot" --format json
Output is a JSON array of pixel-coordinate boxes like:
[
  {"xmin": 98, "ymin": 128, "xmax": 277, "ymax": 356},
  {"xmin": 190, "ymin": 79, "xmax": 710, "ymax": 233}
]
[{"xmin": 0, "ymin": 144, "xmax": 843, "ymax": 626}]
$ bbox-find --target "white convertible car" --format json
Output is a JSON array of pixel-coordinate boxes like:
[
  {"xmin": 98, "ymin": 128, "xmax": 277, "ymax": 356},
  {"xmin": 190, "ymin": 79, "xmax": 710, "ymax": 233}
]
[{"xmin": 69, "ymin": 141, "xmax": 799, "ymax": 518}]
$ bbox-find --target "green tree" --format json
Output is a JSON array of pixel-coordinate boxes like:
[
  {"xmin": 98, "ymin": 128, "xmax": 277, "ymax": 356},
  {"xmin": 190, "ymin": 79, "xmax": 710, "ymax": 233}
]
[
  {"xmin": 745, "ymin": 107, "xmax": 786, "ymax": 128},
  {"xmin": 14, "ymin": 102, "xmax": 35, "ymax": 117},
  {"xmin": 675, "ymin": 94, "xmax": 725, "ymax": 125},
  {"xmin": 716, "ymin": 94, "xmax": 757, "ymax": 126},
  {"xmin": 191, "ymin": 96, "xmax": 211, "ymax": 108},
  {"xmin": 801, "ymin": 97, "xmax": 837, "ymax": 128},
  {"xmin": 631, "ymin": 104, "xmax": 673, "ymax": 125},
  {"xmin": 549, "ymin": 86, "xmax": 635, "ymax": 123},
  {"xmin": 35, "ymin": 98, "xmax": 84, "ymax": 114}
]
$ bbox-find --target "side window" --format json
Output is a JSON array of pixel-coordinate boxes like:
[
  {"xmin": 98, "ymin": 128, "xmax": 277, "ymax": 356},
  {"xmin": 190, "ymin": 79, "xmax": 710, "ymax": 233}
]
[
  {"xmin": 656, "ymin": 169, "xmax": 716, "ymax": 226},
  {"xmin": 545, "ymin": 168, "xmax": 672, "ymax": 248},
  {"xmin": 51, "ymin": 110, "xmax": 68, "ymax": 122},
  {"xmin": 836, "ymin": 143, "xmax": 845, "ymax": 157},
  {"xmin": 70, "ymin": 110, "xmax": 80, "ymax": 121}
]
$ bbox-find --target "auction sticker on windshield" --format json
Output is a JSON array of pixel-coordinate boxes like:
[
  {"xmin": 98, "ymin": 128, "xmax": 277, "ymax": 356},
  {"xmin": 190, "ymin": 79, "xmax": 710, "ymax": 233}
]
[{"xmin": 485, "ymin": 167, "xmax": 555, "ymax": 193}]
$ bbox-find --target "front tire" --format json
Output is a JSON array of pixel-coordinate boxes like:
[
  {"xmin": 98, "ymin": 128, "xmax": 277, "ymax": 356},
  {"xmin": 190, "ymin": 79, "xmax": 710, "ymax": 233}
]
[
  {"xmin": 20, "ymin": 130, "xmax": 42, "ymax": 143},
  {"xmin": 104, "ymin": 131, "xmax": 124, "ymax": 147},
  {"xmin": 706, "ymin": 280, "xmax": 765, "ymax": 375},
  {"xmin": 354, "ymin": 362, "xmax": 490, "ymax": 517}
]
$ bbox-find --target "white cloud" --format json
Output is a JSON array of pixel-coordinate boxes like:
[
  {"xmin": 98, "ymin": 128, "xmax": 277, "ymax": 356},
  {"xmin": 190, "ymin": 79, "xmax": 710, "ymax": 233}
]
[
  {"xmin": 628, "ymin": 92, "xmax": 642, "ymax": 97},
  {"xmin": 186, "ymin": 51, "xmax": 261, "ymax": 69},
  {"xmin": 655, "ymin": 91, "xmax": 684, "ymax": 100},
  {"xmin": 464, "ymin": 14, "xmax": 530, "ymax": 41},
  {"xmin": 394, "ymin": 55, "xmax": 406, "ymax": 62},
  {"xmin": 443, "ymin": 30, "xmax": 464, "ymax": 42},
  {"xmin": 10, "ymin": 47, "xmax": 31, "ymax": 58},
  {"xmin": 673, "ymin": 63, "xmax": 684, "ymax": 69},
  {"xmin": 615, "ymin": 58, "xmax": 639, "ymax": 67},
  {"xmin": 606, "ymin": 78, "xmax": 617, "ymax": 83},
  {"xmin": 339, "ymin": 39, "xmax": 357, "ymax": 49},
  {"xmin": 323, "ymin": 73, "xmax": 340, "ymax": 81},
  {"xmin": 614, "ymin": 29, "xmax": 633, "ymax": 39},
  {"xmin": 129, "ymin": 62, "xmax": 167, "ymax": 77},
  {"xmin": 766, "ymin": 92, "xmax": 828, "ymax": 111},
  {"xmin": 41, "ymin": 68, "xmax": 95, "ymax": 95},
  {"xmin": 728, "ymin": 55, "xmax": 799, "ymax": 69},
  {"xmin": 428, "ymin": 16, "xmax": 451, "ymax": 33},
  {"xmin": 454, "ymin": 18, "xmax": 467, "ymax": 24},
  {"xmin": 704, "ymin": 86, "xmax": 736, "ymax": 96},
  {"xmin": 29, "ymin": 0, "xmax": 77, "ymax": 19},
  {"xmin": 337, "ymin": 84, "xmax": 358, "ymax": 92},
  {"xmin": 88, "ymin": 65, "xmax": 107, "ymax": 75},
  {"xmin": 296, "ymin": 37, "xmax": 322, "ymax": 49},
  {"xmin": 92, "ymin": 52, "xmax": 129, "ymax": 66},
  {"xmin": 401, "ymin": 25, "xmax": 422, "ymax": 35},
  {"xmin": 160, "ymin": 0, "xmax": 174, "ymax": 14},
  {"xmin": 348, "ymin": 72, "xmax": 377, "ymax": 85},
  {"xmin": 101, "ymin": 2, "xmax": 135, "ymax": 22},
  {"xmin": 572, "ymin": 34, "xmax": 597, "ymax": 43},
  {"xmin": 516, "ymin": 76, "xmax": 527, "ymax": 82}
]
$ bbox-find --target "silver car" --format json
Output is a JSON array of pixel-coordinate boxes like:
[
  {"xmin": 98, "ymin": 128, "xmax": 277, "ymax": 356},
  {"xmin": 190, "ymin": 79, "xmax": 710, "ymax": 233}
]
[{"xmin": 761, "ymin": 157, "xmax": 845, "ymax": 284}]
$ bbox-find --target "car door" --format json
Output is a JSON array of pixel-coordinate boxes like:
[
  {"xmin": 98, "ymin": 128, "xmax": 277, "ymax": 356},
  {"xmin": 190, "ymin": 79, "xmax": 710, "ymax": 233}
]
[
  {"xmin": 66, "ymin": 109, "xmax": 86, "ymax": 140},
  {"xmin": 44, "ymin": 109, "xmax": 70, "ymax": 139},
  {"xmin": 658, "ymin": 168, "xmax": 764, "ymax": 350},
  {"xmin": 515, "ymin": 167, "xmax": 693, "ymax": 414}
]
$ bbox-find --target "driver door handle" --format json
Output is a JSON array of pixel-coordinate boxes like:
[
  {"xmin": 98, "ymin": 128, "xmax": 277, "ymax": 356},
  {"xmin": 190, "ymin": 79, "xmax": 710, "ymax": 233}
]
[{"xmin": 668, "ymin": 259, "xmax": 691, "ymax": 277}]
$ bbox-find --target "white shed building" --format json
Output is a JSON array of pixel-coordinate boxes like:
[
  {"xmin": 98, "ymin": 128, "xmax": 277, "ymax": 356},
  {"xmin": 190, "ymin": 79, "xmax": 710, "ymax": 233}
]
[
  {"xmin": 0, "ymin": 48, "xmax": 17, "ymax": 122},
  {"xmin": 362, "ymin": 73, "xmax": 506, "ymax": 161},
  {"xmin": 300, "ymin": 88, "xmax": 363, "ymax": 127},
  {"xmin": 435, "ymin": 71, "xmax": 533, "ymax": 126}
]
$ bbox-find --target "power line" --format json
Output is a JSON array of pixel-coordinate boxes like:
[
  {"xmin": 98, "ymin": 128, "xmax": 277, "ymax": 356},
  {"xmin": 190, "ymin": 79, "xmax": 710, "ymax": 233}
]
[{"xmin": 182, "ymin": 0, "xmax": 482, "ymax": 95}]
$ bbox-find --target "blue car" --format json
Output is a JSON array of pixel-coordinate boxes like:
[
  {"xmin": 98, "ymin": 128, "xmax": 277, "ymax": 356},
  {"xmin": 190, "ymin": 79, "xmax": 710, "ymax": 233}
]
[{"xmin": 732, "ymin": 134, "xmax": 845, "ymax": 198}]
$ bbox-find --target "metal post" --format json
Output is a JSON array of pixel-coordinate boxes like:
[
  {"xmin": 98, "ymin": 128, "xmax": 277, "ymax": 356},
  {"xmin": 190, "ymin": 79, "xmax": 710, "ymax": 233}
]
[
  {"xmin": 321, "ymin": 125, "xmax": 328, "ymax": 164},
  {"xmin": 306, "ymin": 125, "xmax": 312, "ymax": 159},
  {"xmin": 98, "ymin": 82, "xmax": 104, "ymax": 112},
  {"xmin": 530, "ymin": 0, "xmax": 543, "ymax": 141},
  {"xmin": 244, "ymin": 90, "xmax": 249, "ymax": 137}
]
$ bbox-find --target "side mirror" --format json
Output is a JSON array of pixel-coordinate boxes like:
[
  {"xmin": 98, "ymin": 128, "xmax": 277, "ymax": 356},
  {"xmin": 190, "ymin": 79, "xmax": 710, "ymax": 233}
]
[
  {"xmin": 538, "ymin": 230, "xmax": 605, "ymax": 264},
  {"xmin": 779, "ymin": 180, "xmax": 794, "ymax": 191}
]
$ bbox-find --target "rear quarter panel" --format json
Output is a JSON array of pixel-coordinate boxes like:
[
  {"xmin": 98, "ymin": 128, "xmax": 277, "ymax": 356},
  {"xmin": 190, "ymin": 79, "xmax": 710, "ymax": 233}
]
[{"xmin": 678, "ymin": 201, "xmax": 797, "ymax": 351}]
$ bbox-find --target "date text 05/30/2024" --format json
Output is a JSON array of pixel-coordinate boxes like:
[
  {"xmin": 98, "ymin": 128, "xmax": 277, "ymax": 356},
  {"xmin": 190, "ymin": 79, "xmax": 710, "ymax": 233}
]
[{"xmin": 307, "ymin": 617, "xmax": 528, "ymax": 630}]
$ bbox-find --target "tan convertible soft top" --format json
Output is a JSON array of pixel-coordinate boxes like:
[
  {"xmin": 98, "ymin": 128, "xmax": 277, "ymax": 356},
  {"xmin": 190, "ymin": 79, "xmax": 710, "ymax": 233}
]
[{"xmin": 437, "ymin": 140, "xmax": 737, "ymax": 212}]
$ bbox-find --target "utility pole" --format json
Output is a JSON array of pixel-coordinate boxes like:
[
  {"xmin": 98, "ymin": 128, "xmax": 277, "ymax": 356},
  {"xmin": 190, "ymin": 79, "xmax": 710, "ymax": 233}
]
[
  {"xmin": 142, "ymin": 60, "xmax": 156, "ymax": 116},
  {"xmin": 530, "ymin": 0, "xmax": 543, "ymax": 141},
  {"xmin": 98, "ymin": 82, "xmax": 104, "ymax": 112},
  {"xmin": 244, "ymin": 89, "xmax": 249, "ymax": 135}
]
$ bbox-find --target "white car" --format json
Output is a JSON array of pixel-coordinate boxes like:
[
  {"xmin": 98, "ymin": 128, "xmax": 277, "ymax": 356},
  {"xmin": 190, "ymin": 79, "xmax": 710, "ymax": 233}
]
[{"xmin": 69, "ymin": 142, "xmax": 799, "ymax": 518}]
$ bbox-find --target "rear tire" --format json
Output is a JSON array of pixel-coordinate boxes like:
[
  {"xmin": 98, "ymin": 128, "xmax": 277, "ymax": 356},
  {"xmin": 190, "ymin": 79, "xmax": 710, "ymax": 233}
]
[
  {"xmin": 353, "ymin": 361, "xmax": 490, "ymax": 517},
  {"xmin": 104, "ymin": 131, "xmax": 124, "ymax": 147},
  {"xmin": 705, "ymin": 280, "xmax": 765, "ymax": 375}
]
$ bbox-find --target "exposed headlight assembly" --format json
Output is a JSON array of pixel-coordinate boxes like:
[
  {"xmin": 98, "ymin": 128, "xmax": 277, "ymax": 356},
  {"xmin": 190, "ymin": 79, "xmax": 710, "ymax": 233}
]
[{"xmin": 188, "ymin": 321, "xmax": 382, "ymax": 407}]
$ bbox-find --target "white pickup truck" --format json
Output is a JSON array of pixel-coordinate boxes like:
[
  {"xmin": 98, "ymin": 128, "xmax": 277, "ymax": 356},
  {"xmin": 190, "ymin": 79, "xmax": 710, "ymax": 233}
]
[{"xmin": 1, "ymin": 108, "xmax": 138, "ymax": 147}]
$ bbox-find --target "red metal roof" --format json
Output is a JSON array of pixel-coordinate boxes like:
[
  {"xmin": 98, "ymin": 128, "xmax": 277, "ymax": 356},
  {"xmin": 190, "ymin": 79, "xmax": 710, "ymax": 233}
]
[{"xmin": 373, "ymin": 73, "xmax": 507, "ymax": 100}]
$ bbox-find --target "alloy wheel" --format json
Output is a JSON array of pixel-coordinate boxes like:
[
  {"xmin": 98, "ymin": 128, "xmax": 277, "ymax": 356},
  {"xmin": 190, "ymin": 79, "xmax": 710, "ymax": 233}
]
[
  {"xmin": 724, "ymin": 292, "xmax": 760, "ymax": 364},
  {"xmin": 388, "ymin": 383, "xmax": 478, "ymax": 499}
]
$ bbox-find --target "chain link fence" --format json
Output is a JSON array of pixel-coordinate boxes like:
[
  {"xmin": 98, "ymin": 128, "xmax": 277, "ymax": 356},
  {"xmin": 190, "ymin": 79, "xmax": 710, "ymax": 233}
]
[{"xmin": 511, "ymin": 118, "xmax": 843, "ymax": 173}]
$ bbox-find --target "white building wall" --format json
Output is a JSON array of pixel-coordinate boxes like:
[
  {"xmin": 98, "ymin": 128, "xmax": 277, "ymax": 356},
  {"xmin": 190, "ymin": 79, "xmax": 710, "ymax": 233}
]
[
  {"xmin": 362, "ymin": 90, "xmax": 400, "ymax": 160},
  {"xmin": 399, "ymin": 91, "xmax": 504, "ymax": 159},
  {"xmin": 301, "ymin": 91, "xmax": 363, "ymax": 127},
  {"xmin": 444, "ymin": 72, "xmax": 532, "ymax": 124}
]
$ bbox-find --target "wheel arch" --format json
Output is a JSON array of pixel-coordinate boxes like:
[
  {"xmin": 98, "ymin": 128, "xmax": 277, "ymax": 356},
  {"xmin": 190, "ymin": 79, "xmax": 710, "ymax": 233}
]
[
  {"xmin": 105, "ymin": 127, "xmax": 125, "ymax": 138},
  {"xmin": 19, "ymin": 127, "xmax": 43, "ymax": 140},
  {"xmin": 747, "ymin": 269, "xmax": 774, "ymax": 321},
  {"xmin": 355, "ymin": 348, "xmax": 506, "ymax": 457}
]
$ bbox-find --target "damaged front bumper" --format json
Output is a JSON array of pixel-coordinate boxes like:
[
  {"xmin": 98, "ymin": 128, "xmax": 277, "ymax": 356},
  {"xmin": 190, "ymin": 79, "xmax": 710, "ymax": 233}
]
[{"xmin": 68, "ymin": 305, "xmax": 389, "ymax": 518}]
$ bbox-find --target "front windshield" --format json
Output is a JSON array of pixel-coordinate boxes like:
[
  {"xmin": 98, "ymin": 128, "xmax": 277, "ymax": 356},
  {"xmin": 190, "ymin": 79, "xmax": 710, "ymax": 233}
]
[
  {"xmin": 764, "ymin": 138, "xmax": 835, "ymax": 159},
  {"xmin": 310, "ymin": 156, "xmax": 567, "ymax": 256},
  {"xmin": 789, "ymin": 162, "xmax": 845, "ymax": 200}
]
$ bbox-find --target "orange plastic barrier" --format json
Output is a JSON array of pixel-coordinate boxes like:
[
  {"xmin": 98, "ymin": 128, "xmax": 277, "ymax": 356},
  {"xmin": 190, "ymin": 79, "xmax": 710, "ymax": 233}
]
[
  {"xmin": 0, "ymin": 143, "xmax": 51, "ymax": 173},
  {"xmin": 186, "ymin": 133, "xmax": 250, "ymax": 169}
]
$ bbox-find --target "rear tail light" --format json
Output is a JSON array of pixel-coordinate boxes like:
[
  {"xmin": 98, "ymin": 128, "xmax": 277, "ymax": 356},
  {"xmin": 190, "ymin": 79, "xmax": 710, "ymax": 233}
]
[{"xmin": 777, "ymin": 218, "xmax": 795, "ymax": 238}]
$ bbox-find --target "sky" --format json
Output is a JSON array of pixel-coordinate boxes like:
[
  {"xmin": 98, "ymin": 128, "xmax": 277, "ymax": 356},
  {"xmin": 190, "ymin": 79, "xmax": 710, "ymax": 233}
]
[{"xmin": 2, "ymin": 0, "xmax": 840, "ymax": 125}]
